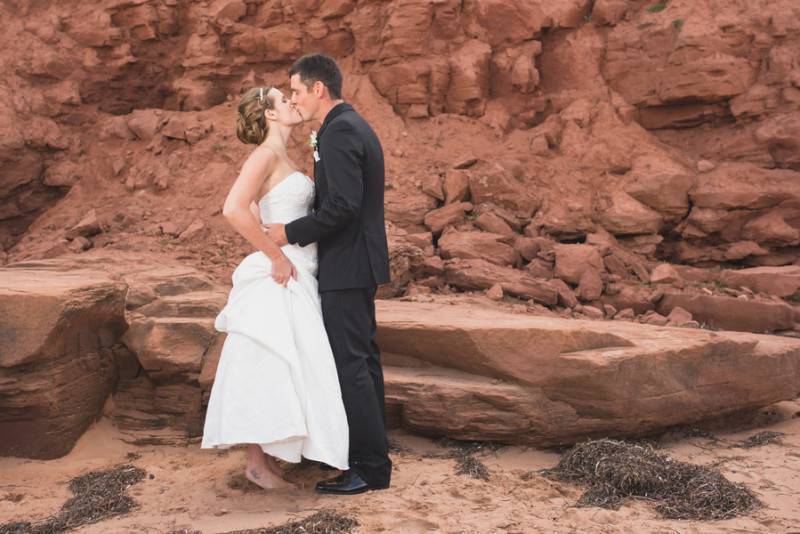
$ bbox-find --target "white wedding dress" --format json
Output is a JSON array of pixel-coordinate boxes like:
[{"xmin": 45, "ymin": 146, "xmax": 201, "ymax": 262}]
[{"xmin": 201, "ymin": 171, "xmax": 349, "ymax": 470}]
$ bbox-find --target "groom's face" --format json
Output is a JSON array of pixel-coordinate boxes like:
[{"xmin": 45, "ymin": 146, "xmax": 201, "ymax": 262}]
[{"xmin": 290, "ymin": 73, "xmax": 318, "ymax": 122}]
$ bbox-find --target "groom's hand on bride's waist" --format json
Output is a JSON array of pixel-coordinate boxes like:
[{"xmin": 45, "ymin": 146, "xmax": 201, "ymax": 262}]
[{"xmin": 263, "ymin": 223, "xmax": 289, "ymax": 247}]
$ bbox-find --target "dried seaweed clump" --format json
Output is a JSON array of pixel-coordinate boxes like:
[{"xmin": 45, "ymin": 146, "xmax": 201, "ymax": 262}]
[
  {"xmin": 0, "ymin": 464, "xmax": 146, "ymax": 534},
  {"xmin": 455, "ymin": 455, "xmax": 490, "ymax": 481},
  {"xmin": 423, "ymin": 437, "xmax": 503, "ymax": 481},
  {"xmin": 542, "ymin": 439, "xmax": 760, "ymax": 520},
  {"xmin": 222, "ymin": 509, "xmax": 359, "ymax": 534},
  {"xmin": 735, "ymin": 431, "xmax": 784, "ymax": 449}
]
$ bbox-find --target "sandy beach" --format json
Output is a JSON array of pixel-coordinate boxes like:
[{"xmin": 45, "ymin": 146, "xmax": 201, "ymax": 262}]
[{"xmin": 2, "ymin": 399, "xmax": 799, "ymax": 534}]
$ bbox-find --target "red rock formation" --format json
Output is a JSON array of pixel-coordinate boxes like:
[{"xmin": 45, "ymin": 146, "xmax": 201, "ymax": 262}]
[
  {"xmin": 0, "ymin": 262, "xmax": 127, "ymax": 458},
  {"xmin": 1, "ymin": 1, "xmax": 800, "ymax": 446},
  {"xmin": 379, "ymin": 300, "xmax": 800, "ymax": 445},
  {"xmin": 2, "ymin": 0, "xmax": 798, "ymax": 279}
]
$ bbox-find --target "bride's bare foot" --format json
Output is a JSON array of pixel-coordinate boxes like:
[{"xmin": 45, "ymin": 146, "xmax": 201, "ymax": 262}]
[
  {"xmin": 244, "ymin": 466, "xmax": 296, "ymax": 490},
  {"xmin": 263, "ymin": 454, "xmax": 286, "ymax": 477}
]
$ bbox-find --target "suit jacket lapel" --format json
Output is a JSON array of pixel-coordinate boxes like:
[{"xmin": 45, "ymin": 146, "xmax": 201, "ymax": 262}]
[
  {"xmin": 317, "ymin": 103, "xmax": 353, "ymax": 141},
  {"xmin": 314, "ymin": 103, "xmax": 353, "ymax": 210}
]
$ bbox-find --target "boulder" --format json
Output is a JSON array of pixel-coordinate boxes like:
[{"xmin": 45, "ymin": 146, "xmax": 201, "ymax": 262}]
[
  {"xmin": 578, "ymin": 268, "xmax": 604, "ymax": 302},
  {"xmin": 0, "ymin": 263, "xmax": 128, "ymax": 458},
  {"xmin": 657, "ymin": 292, "xmax": 795, "ymax": 333},
  {"xmin": 604, "ymin": 19, "xmax": 753, "ymax": 109},
  {"xmin": 424, "ymin": 202, "xmax": 473, "ymax": 234},
  {"xmin": 533, "ymin": 201, "xmax": 596, "ymax": 240},
  {"xmin": 754, "ymin": 112, "xmax": 800, "ymax": 168},
  {"xmin": 474, "ymin": 212, "xmax": 515, "ymax": 237},
  {"xmin": 467, "ymin": 164, "xmax": 540, "ymax": 216},
  {"xmin": 160, "ymin": 114, "xmax": 211, "ymax": 144},
  {"xmin": 600, "ymin": 283, "xmax": 655, "ymax": 315},
  {"xmin": 421, "ymin": 174, "xmax": 444, "ymax": 201},
  {"xmin": 486, "ymin": 283, "xmax": 503, "ymax": 301},
  {"xmin": 554, "ymin": 244, "xmax": 605, "ymax": 284},
  {"xmin": 720, "ymin": 266, "xmax": 800, "ymax": 298},
  {"xmin": 689, "ymin": 163, "xmax": 800, "ymax": 211},
  {"xmin": 581, "ymin": 305, "xmax": 605, "ymax": 319},
  {"xmin": 513, "ymin": 236, "xmax": 540, "ymax": 262},
  {"xmin": 476, "ymin": 204, "xmax": 527, "ymax": 233},
  {"xmin": 615, "ymin": 308, "xmax": 635, "ymax": 320},
  {"xmin": 667, "ymin": 306, "xmax": 693, "ymax": 326},
  {"xmin": 444, "ymin": 258, "xmax": 557, "ymax": 306},
  {"xmin": 650, "ymin": 263, "xmax": 681, "ymax": 285},
  {"xmin": 65, "ymin": 209, "xmax": 102, "ymax": 240},
  {"xmin": 741, "ymin": 211, "xmax": 800, "ymax": 246},
  {"xmin": 547, "ymin": 278, "xmax": 577, "ymax": 309},
  {"xmin": 624, "ymin": 154, "xmax": 695, "ymax": 222},
  {"xmin": 438, "ymin": 231, "xmax": 519, "ymax": 267},
  {"xmin": 67, "ymin": 236, "xmax": 92, "ymax": 252},
  {"xmin": 596, "ymin": 190, "xmax": 663, "ymax": 236},
  {"xmin": 525, "ymin": 258, "xmax": 555, "ymax": 279},
  {"xmin": 406, "ymin": 232, "xmax": 433, "ymax": 250},
  {"xmin": 126, "ymin": 109, "xmax": 164, "ymax": 140},
  {"xmin": 723, "ymin": 241, "xmax": 770, "ymax": 261},
  {"xmin": 179, "ymin": 220, "xmax": 206, "ymax": 241},
  {"xmin": 378, "ymin": 301, "xmax": 800, "ymax": 445},
  {"xmin": 592, "ymin": 0, "xmax": 630, "ymax": 25},
  {"xmin": 643, "ymin": 312, "xmax": 669, "ymax": 326},
  {"xmin": 443, "ymin": 169, "xmax": 470, "ymax": 204},
  {"xmin": 471, "ymin": 0, "xmax": 544, "ymax": 46},
  {"xmin": 385, "ymin": 189, "xmax": 438, "ymax": 231},
  {"xmin": 123, "ymin": 316, "xmax": 217, "ymax": 381}
]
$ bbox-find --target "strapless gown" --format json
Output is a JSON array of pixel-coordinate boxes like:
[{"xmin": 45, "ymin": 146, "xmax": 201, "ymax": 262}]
[{"xmin": 201, "ymin": 171, "xmax": 349, "ymax": 470}]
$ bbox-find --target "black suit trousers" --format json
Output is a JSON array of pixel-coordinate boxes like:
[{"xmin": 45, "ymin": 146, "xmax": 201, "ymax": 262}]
[{"xmin": 320, "ymin": 286, "xmax": 392, "ymax": 487}]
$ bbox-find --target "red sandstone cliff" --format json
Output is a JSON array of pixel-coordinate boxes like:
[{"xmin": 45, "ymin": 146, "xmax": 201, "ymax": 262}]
[{"xmin": 1, "ymin": 0, "xmax": 800, "ymax": 308}]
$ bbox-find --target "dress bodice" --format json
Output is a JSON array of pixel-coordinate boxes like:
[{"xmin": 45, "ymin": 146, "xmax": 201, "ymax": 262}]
[
  {"xmin": 259, "ymin": 171, "xmax": 315, "ymax": 224},
  {"xmin": 258, "ymin": 171, "xmax": 317, "ymax": 274}
]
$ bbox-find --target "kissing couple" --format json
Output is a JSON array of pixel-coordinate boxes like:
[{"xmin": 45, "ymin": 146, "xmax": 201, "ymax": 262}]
[{"xmin": 201, "ymin": 53, "xmax": 392, "ymax": 496}]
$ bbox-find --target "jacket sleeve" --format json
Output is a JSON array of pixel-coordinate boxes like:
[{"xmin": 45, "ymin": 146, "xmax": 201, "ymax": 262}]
[{"xmin": 285, "ymin": 120, "xmax": 364, "ymax": 247}]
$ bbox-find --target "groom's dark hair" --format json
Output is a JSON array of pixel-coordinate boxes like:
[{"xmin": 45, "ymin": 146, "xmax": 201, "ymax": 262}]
[{"xmin": 290, "ymin": 54, "xmax": 343, "ymax": 100}]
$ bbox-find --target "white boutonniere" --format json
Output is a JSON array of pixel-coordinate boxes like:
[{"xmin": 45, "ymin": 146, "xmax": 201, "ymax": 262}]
[{"xmin": 309, "ymin": 130, "xmax": 320, "ymax": 162}]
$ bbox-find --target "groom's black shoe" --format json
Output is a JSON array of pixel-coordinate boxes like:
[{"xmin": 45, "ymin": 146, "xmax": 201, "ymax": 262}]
[{"xmin": 315, "ymin": 470, "xmax": 388, "ymax": 495}]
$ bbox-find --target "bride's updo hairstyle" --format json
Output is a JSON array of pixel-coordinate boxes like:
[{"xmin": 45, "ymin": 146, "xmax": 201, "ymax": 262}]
[{"xmin": 236, "ymin": 86, "xmax": 274, "ymax": 145}]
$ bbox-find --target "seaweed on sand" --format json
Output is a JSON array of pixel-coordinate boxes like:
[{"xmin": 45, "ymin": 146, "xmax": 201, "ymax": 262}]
[
  {"xmin": 221, "ymin": 509, "xmax": 358, "ymax": 534},
  {"xmin": 0, "ymin": 464, "xmax": 146, "ymax": 534},
  {"xmin": 734, "ymin": 431, "xmax": 784, "ymax": 449},
  {"xmin": 541, "ymin": 439, "xmax": 760, "ymax": 520}
]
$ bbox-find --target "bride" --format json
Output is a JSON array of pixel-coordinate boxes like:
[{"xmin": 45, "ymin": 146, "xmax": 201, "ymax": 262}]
[{"xmin": 201, "ymin": 86, "xmax": 349, "ymax": 489}]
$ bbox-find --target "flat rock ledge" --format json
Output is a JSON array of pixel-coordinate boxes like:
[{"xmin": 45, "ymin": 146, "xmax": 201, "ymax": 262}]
[
  {"xmin": 377, "ymin": 301, "xmax": 800, "ymax": 446},
  {"xmin": 0, "ymin": 264, "xmax": 128, "ymax": 459},
  {"xmin": 3, "ymin": 255, "xmax": 800, "ymax": 457}
]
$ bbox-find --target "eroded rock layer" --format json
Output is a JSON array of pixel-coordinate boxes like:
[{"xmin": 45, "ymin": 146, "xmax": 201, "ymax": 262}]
[
  {"xmin": 378, "ymin": 301, "xmax": 800, "ymax": 444},
  {"xmin": 0, "ymin": 263, "xmax": 127, "ymax": 458}
]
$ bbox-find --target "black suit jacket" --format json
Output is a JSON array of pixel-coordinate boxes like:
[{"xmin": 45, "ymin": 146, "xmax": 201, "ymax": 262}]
[{"xmin": 285, "ymin": 103, "xmax": 391, "ymax": 292}]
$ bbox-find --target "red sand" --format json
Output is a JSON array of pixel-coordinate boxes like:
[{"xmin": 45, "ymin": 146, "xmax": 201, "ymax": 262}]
[{"xmin": 2, "ymin": 400, "xmax": 799, "ymax": 533}]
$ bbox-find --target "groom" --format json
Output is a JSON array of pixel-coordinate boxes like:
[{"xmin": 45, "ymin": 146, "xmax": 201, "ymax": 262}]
[{"xmin": 266, "ymin": 54, "xmax": 392, "ymax": 494}]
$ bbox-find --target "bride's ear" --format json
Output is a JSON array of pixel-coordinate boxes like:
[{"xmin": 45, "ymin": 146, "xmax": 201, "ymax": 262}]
[{"xmin": 264, "ymin": 108, "xmax": 278, "ymax": 122}]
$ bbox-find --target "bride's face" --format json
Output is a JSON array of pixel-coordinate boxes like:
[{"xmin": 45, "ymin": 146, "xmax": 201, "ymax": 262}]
[
  {"xmin": 290, "ymin": 73, "xmax": 319, "ymax": 122},
  {"xmin": 266, "ymin": 88, "xmax": 302, "ymax": 127}
]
